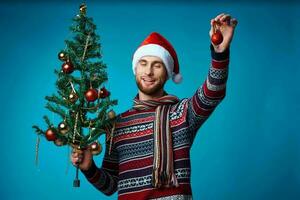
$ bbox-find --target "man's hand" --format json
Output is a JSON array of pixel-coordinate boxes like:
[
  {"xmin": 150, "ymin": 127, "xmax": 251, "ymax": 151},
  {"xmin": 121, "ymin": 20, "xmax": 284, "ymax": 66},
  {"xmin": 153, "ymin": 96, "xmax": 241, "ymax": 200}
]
[
  {"xmin": 71, "ymin": 146, "xmax": 93, "ymax": 171},
  {"xmin": 209, "ymin": 13, "xmax": 238, "ymax": 53}
]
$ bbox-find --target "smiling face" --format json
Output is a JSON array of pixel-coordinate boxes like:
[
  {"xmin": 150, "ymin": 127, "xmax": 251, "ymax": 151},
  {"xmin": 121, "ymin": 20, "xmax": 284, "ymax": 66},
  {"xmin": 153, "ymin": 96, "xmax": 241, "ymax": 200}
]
[{"xmin": 135, "ymin": 56, "xmax": 168, "ymax": 97}]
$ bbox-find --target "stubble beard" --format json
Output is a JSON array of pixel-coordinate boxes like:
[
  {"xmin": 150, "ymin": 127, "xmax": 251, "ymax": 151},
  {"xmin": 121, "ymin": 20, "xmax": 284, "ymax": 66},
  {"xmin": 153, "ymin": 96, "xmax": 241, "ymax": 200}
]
[{"xmin": 136, "ymin": 77, "xmax": 166, "ymax": 96}]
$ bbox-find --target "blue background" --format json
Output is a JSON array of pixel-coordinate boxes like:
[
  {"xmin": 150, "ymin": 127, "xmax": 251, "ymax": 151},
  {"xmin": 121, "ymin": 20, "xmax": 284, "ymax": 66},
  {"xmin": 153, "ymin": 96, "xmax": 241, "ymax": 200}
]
[{"xmin": 1, "ymin": 0, "xmax": 299, "ymax": 199}]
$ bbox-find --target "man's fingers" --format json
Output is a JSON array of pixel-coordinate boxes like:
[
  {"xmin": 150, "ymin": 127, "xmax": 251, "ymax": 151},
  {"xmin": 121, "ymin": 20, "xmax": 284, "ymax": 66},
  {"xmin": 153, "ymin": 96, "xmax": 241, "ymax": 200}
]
[
  {"xmin": 72, "ymin": 148, "xmax": 83, "ymax": 154},
  {"xmin": 220, "ymin": 14, "xmax": 231, "ymax": 25},
  {"xmin": 213, "ymin": 13, "xmax": 229, "ymax": 26},
  {"xmin": 212, "ymin": 14, "xmax": 238, "ymax": 28},
  {"xmin": 71, "ymin": 150, "xmax": 84, "ymax": 161},
  {"xmin": 230, "ymin": 18, "xmax": 238, "ymax": 27},
  {"xmin": 214, "ymin": 13, "xmax": 225, "ymax": 22},
  {"xmin": 72, "ymin": 151, "xmax": 83, "ymax": 158},
  {"xmin": 71, "ymin": 148, "xmax": 85, "ymax": 167},
  {"xmin": 72, "ymin": 151, "xmax": 81, "ymax": 156},
  {"xmin": 72, "ymin": 156, "xmax": 83, "ymax": 164}
]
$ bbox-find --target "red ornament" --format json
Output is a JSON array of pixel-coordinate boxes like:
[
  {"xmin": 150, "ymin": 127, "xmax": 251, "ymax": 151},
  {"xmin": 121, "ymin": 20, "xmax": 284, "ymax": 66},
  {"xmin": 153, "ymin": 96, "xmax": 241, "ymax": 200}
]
[
  {"xmin": 211, "ymin": 30, "xmax": 223, "ymax": 45},
  {"xmin": 62, "ymin": 61, "xmax": 74, "ymax": 74},
  {"xmin": 85, "ymin": 88, "xmax": 98, "ymax": 102},
  {"xmin": 99, "ymin": 87, "xmax": 110, "ymax": 99},
  {"xmin": 45, "ymin": 128, "xmax": 57, "ymax": 141}
]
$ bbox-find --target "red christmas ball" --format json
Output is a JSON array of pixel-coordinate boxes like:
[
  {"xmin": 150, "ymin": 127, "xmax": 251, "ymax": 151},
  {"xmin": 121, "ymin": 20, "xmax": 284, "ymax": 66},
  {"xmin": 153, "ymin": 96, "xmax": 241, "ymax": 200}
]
[
  {"xmin": 85, "ymin": 88, "xmax": 98, "ymax": 102},
  {"xmin": 45, "ymin": 128, "xmax": 57, "ymax": 141},
  {"xmin": 211, "ymin": 30, "xmax": 223, "ymax": 45},
  {"xmin": 99, "ymin": 87, "xmax": 110, "ymax": 99},
  {"xmin": 62, "ymin": 61, "xmax": 74, "ymax": 74}
]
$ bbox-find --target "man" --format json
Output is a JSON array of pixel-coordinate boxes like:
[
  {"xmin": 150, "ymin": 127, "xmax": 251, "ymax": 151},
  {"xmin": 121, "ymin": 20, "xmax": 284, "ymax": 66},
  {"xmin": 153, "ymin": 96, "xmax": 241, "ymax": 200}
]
[{"xmin": 72, "ymin": 13, "xmax": 238, "ymax": 200}]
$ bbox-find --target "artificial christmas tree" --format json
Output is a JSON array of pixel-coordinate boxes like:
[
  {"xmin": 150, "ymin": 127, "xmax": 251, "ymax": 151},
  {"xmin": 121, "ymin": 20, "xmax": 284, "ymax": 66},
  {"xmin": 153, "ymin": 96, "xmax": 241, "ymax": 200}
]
[{"xmin": 32, "ymin": 3, "xmax": 117, "ymax": 187}]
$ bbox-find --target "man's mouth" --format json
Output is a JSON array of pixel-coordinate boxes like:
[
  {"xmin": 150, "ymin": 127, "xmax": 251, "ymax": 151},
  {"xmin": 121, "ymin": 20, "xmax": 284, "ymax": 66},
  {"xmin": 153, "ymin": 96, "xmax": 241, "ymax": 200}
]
[{"xmin": 141, "ymin": 77, "xmax": 156, "ymax": 86}]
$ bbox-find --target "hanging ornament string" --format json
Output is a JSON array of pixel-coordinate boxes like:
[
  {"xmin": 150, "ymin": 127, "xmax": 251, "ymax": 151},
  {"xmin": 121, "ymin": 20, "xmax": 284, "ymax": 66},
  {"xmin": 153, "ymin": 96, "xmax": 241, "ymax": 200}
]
[
  {"xmin": 35, "ymin": 135, "xmax": 40, "ymax": 167},
  {"xmin": 81, "ymin": 33, "xmax": 91, "ymax": 62},
  {"xmin": 69, "ymin": 80, "xmax": 76, "ymax": 93},
  {"xmin": 63, "ymin": 78, "xmax": 82, "ymax": 90},
  {"xmin": 88, "ymin": 121, "xmax": 93, "ymax": 140},
  {"xmin": 64, "ymin": 110, "xmax": 67, "ymax": 122},
  {"xmin": 72, "ymin": 112, "xmax": 80, "ymax": 144}
]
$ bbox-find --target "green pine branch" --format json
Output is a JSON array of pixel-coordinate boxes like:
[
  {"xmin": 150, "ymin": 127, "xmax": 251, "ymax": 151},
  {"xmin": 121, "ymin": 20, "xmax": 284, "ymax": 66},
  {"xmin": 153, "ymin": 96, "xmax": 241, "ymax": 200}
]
[
  {"xmin": 45, "ymin": 94, "xmax": 69, "ymax": 108},
  {"xmin": 43, "ymin": 115, "xmax": 52, "ymax": 127},
  {"xmin": 45, "ymin": 103, "xmax": 66, "ymax": 119},
  {"xmin": 32, "ymin": 125, "xmax": 44, "ymax": 135}
]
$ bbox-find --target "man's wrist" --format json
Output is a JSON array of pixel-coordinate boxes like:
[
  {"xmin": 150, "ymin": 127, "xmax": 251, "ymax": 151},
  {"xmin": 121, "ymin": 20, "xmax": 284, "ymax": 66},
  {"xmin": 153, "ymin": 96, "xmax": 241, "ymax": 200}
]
[
  {"xmin": 210, "ymin": 44, "xmax": 230, "ymax": 60},
  {"xmin": 81, "ymin": 159, "xmax": 97, "ymax": 178}
]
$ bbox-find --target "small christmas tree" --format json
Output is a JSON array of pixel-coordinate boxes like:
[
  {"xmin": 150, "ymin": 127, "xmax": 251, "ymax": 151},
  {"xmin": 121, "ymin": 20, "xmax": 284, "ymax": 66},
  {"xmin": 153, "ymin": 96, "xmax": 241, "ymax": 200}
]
[{"xmin": 32, "ymin": 3, "xmax": 117, "ymax": 187}]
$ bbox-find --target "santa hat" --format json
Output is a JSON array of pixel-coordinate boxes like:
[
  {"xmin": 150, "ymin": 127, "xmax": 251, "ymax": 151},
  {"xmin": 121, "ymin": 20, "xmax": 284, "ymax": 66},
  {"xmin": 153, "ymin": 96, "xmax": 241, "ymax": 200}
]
[{"xmin": 132, "ymin": 32, "xmax": 182, "ymax": 84}]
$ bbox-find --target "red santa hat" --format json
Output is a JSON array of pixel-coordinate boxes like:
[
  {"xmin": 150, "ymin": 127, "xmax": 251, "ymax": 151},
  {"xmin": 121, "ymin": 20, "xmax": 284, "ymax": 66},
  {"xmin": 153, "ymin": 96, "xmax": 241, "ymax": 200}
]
[{"xmin": 132, "ymin": 32, "xmax": 182, "ymax": 84}]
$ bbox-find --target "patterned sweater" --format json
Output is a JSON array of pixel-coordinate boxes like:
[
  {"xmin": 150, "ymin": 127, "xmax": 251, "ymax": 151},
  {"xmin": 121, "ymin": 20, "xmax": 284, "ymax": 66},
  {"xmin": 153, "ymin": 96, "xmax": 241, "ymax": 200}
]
[{"xmin": 82, "ymin": 45, "xmax": 230, "ymax": 200}]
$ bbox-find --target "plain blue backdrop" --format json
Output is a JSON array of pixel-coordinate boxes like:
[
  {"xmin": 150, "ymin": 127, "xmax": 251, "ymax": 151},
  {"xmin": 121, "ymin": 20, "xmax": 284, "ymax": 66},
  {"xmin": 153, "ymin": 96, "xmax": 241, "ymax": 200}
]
[{"xmin": 1, "ymin": 0, "xmax": 299, "ymax": 199}]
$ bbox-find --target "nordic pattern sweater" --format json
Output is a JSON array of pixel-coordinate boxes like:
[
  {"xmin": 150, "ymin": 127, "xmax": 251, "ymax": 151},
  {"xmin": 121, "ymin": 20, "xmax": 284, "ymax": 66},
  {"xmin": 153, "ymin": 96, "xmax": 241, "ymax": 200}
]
[{"xmin": 82, "ymin": 45, "xmax": 230, "ymax": 200}]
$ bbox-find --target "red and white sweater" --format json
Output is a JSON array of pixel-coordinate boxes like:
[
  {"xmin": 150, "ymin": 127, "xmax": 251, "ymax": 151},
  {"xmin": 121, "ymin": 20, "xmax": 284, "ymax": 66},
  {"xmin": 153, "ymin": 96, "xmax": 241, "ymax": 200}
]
[{"xmin": 82, "ymin": 45, "xmax": 230, "ymax": 200}]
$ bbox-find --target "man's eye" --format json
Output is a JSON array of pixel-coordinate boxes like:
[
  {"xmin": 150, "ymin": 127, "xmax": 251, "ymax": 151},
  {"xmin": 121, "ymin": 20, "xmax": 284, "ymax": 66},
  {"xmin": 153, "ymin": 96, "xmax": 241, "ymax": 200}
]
[
  {"xmin": 140, "ymin": 62, "xmax": 146, "ymax": 66},
  {"xmin": 154, "ymin": 64, "xmax": 161, "ymax": 68}
]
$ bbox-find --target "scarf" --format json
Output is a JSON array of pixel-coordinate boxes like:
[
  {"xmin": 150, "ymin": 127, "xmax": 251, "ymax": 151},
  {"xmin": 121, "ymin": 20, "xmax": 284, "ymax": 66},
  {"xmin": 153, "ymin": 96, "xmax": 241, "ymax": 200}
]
[{"xmin": 133, "ymin": 93, "xmax": 180, "ymax": 188}]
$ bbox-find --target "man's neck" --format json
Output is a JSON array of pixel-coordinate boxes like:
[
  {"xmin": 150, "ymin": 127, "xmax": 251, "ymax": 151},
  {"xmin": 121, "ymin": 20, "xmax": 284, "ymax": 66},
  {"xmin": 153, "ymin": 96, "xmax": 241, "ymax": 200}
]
[{"xmin": 138, "ymin": 89, "xmax": 165, "ymax": 101}]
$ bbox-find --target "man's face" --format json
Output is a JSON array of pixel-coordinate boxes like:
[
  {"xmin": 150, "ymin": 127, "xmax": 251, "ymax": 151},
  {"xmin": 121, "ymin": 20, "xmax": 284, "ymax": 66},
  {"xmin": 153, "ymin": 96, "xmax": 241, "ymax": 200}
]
[{"xmin": 135, "ymin": 56, "xmax": 168, "ymax": 96}]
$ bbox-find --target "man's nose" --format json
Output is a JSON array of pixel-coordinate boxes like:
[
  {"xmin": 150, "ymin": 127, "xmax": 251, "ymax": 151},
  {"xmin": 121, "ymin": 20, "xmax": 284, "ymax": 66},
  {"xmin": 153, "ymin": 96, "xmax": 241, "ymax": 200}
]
[{"xmin": 144, "ymin": 65, "xmax": 153, "ymax": 75}]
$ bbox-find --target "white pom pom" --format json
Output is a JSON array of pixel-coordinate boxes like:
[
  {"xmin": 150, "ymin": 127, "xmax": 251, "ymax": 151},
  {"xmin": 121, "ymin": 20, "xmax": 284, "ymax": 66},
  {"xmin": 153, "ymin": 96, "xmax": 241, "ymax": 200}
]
[{"xmin": 172, "ymin": 73, "xmax": 182, "ymax": 84}]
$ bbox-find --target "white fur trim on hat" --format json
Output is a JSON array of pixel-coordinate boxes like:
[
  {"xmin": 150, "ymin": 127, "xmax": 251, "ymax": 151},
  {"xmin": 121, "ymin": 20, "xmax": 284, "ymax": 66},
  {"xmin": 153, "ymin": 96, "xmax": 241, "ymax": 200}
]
[
  {"xmin": 132, "ymin": 44, "xmax": 174, "ymax": 80},
  {"xmin": 172, "ymin": 72, "xmax": 182, "ymax": 84}
]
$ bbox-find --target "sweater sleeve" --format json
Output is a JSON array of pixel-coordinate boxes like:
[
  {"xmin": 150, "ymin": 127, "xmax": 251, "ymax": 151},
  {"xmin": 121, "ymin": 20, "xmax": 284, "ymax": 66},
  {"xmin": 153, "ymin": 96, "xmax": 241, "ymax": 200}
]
[
  {"xmin": 81, "ymin": 138, "xmax": 119, "ymax": 196},
  {"xmin": 186, "ymin": 44, "xmax": 230, "ymax": 140}
]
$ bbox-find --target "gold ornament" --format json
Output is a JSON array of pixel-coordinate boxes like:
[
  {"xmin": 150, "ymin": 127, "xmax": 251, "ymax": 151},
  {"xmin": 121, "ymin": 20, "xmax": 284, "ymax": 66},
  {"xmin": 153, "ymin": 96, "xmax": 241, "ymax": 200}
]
[
  {"xmin": 54, "ymin": 138, "xmax": 65, "ymax": 146},
  {"xmin": 58, "ymin": 51, "xmax": 67, "ymax": 61},
  {"xmin": 79, "ymin": 3, "xmax": 87, "ymax": 15},
  {"xmin": 108, "ymin": 110, "xmax": 116, "ymax": 119},
  {"xmin": 90, "ymin": 141, "xmax": 102, "ymax": 155},
  {"xmin": 69, "ymin": 92, "xmax": 78, "ymax": 103},
  {"xmin": 58, "ymin": 121, "xmax": 69, "ymax": 135}
]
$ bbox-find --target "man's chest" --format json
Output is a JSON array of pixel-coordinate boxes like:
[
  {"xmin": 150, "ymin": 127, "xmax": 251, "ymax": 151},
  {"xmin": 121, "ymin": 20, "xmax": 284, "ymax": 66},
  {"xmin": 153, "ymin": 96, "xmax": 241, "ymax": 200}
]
[{"xmin": 113, "ymin": 109, "xmax": 190, "ymax": 163}]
